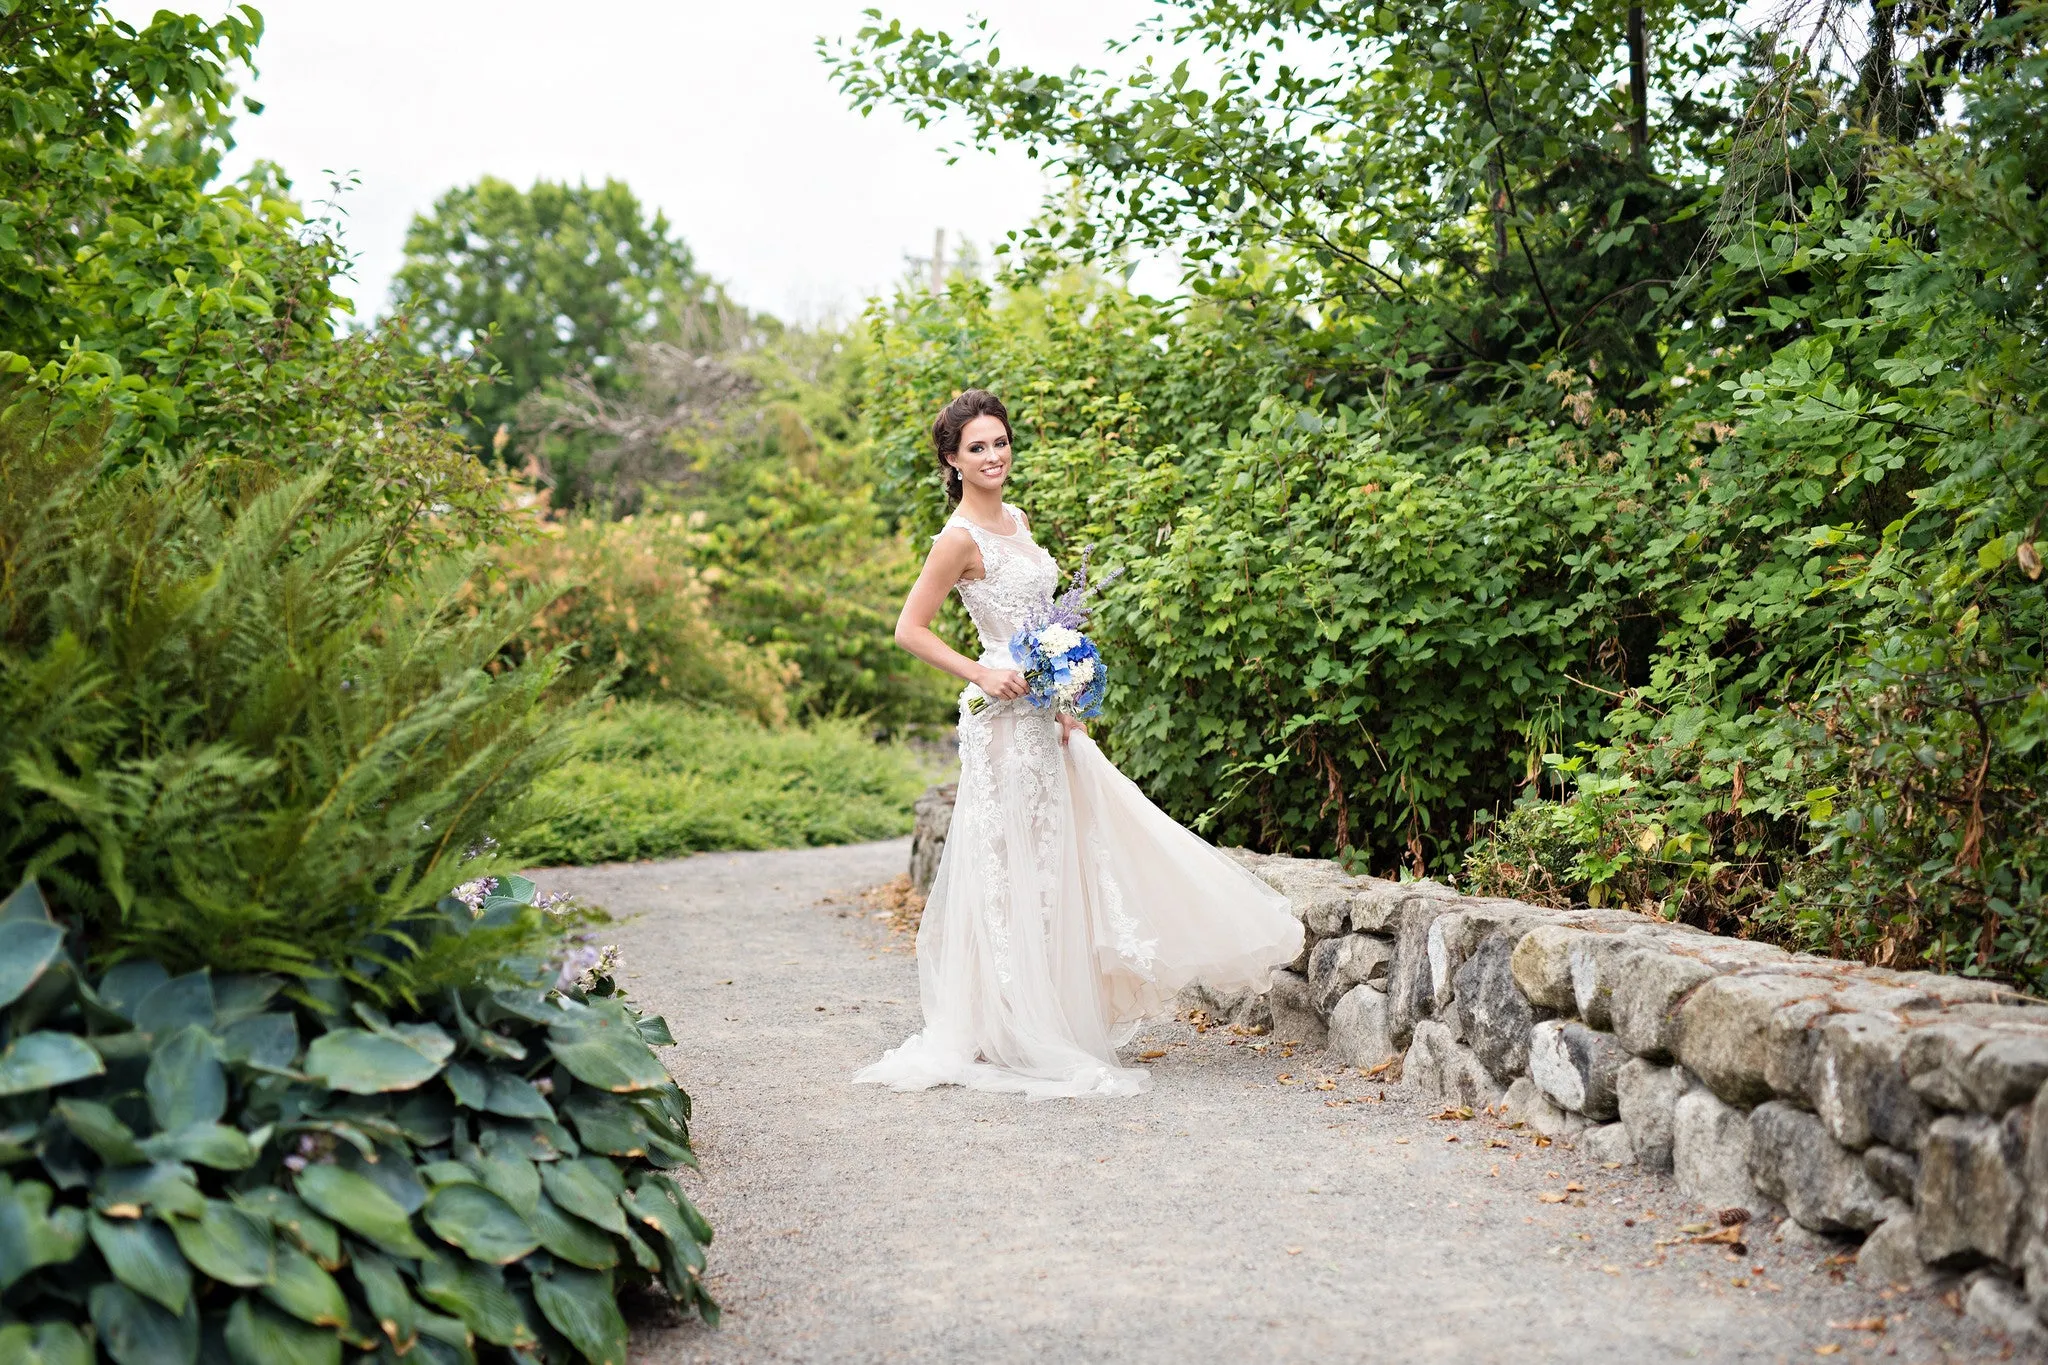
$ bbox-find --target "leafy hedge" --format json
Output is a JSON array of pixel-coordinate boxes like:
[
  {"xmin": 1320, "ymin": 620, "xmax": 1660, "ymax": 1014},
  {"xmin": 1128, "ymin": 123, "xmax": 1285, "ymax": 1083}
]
[
  {"xmin": 0, "ymin": 874, "xmax": 712, "ymax": 1365},
  {"xmin": 514, "ymin": 702, "xmax": 933, "ymax": 867},
  {"xmin": 849, "ymin": 7, "xmax": 2048, "ymax": 985}
]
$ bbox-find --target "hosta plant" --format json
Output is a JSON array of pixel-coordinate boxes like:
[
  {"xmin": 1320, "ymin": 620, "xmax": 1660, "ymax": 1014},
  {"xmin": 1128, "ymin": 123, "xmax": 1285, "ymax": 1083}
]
[{"xmin": 0, "ymin": 875, "xmax": 714, "ymax": 1365}]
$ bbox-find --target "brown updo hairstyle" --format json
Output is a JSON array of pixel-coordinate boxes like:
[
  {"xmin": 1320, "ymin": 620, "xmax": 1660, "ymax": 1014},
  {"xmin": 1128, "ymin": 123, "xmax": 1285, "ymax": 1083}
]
[{"xmin": 931, "ymin": 388, "xmax": 1012, "ymax": 505}]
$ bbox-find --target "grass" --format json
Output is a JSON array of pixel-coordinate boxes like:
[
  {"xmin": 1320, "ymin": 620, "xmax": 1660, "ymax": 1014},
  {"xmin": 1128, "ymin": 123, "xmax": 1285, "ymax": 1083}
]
[{"xmin": 513, "ymin": 701, "xmax": 940, "ymax": 867}]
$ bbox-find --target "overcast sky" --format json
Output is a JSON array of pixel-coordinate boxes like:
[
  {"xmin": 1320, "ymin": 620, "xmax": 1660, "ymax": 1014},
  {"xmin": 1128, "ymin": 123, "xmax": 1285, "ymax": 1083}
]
[{"xmin": 137, "ymin": 1, "xmax": 1174, "ymax": 324}]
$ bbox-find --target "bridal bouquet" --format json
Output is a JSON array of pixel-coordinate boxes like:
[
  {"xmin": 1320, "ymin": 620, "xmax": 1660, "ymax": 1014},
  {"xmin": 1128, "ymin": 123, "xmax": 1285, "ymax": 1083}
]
[{"xmin": 970, "ymin": 548, "xmax": 1121, "ymax": 718}]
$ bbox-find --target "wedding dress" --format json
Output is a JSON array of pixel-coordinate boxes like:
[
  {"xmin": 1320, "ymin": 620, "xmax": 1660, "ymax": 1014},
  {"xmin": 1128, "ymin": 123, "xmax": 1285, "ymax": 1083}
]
[{"xmin": 854, "ymin": 504, "xmax": 1304, "ymax": 1099}]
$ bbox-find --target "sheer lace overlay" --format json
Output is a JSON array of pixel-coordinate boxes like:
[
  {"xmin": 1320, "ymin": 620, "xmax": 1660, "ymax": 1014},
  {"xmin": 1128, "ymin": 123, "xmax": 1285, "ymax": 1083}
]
[{"xmin": 853, "ymin": 505, "xmax": 1304, "ymax": 1099}]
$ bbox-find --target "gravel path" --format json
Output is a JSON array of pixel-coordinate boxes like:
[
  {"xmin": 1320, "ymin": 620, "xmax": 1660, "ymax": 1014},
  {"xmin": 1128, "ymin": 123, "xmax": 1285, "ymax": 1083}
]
[{"xmin": 540, "ymin": 840, "xmax": 2009, "ymax": 1364}]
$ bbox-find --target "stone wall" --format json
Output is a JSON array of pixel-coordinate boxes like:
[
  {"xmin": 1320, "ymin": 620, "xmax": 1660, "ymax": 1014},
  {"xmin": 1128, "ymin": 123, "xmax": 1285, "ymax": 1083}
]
[
  {"xmin": 1225, "ymin": 849, "xmax": 2048, "ymax": 1339},
  {"xmin": 901, "ymin": 782, "xmax": 2048, "ymax": 1338}
]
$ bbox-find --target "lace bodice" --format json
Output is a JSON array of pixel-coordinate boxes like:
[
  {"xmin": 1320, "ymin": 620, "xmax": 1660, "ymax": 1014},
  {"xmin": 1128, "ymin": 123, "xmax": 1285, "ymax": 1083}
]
[{"xmin": 943, "ymin": 505, "xmax": 1058, "ymax": 659}]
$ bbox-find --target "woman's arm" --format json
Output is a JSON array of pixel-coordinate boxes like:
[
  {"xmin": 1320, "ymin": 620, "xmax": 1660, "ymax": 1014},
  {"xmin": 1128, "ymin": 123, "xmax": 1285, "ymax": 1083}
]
[{"xmin": 895, "ymin": 527, "xmax": 1028, "ymax": 700}]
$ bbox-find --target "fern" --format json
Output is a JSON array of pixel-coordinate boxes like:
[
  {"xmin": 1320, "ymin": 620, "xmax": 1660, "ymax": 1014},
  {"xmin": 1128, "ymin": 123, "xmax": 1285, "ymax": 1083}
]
[{"xmin": 0, "ymin": 387, "xmax": 588, "ymax": 1001}]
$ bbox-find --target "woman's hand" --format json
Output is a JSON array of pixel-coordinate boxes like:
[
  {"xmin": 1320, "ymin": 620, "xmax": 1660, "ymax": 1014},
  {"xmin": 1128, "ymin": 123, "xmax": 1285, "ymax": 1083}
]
[
  {"xmin": 1058, "ymin": 713, "xmax": 1088, "ymax": 745},
  {"xmin": 976, "ymin": 667, "xmax": 1029, "ymax": 701}
]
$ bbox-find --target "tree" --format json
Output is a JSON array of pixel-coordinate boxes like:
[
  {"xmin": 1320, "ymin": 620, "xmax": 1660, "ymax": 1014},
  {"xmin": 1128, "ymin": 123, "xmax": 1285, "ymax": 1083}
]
[{"xmin": 394, "ymin": 176, "xmax": 721, "ymax": 445}]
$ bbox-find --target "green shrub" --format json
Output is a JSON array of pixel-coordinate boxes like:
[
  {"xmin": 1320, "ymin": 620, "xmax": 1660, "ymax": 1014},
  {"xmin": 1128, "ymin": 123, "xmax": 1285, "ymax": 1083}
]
[
  {"xmin": 513, "ymin": 703, "xmax": 935, "ymax": 867},
  {"xmin": 0, "ymin": 874, "xmax": 713, "ymax": 1364},
  {"xmin": 0, "ymin": 396, "xmax": 577, "ymax": 1000}
]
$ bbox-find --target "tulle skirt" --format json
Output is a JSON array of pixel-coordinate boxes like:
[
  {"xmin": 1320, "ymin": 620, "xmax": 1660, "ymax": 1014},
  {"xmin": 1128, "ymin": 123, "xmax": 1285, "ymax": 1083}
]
[{"xmin": 854, "ymin": 700, "xmax": 1304, "ymax": 1099}]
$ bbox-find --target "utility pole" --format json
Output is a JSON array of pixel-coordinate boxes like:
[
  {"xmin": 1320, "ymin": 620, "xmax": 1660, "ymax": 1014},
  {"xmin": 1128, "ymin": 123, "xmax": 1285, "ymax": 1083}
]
[{"xmin": 931, "ymin": 228, "xmax": 946, "ymax": 293}]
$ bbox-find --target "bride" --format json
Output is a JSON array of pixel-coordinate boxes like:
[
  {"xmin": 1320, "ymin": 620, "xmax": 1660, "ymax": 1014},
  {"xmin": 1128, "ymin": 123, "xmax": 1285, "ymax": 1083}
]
[{"xmin": 853, "ymin": 389, "xmax": 1303, "ymax": 1099}]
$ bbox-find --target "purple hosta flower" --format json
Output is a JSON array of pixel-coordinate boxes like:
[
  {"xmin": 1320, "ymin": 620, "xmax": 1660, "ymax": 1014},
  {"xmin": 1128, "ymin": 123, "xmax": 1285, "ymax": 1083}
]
[
  {"xmin": 453, "ymin": 877, "xmax": 498, "ymax": 915},
  {"xmin": 461, "ymin": 835, "xmax": 500, "ymax": 863},
  {"xmin": 534, "ymin": 891, "xmax": 576, "ymax": 915},
  {"xmin": 551, "ymin": 937, "xmax": 621, "ymax": 994},
  {"xmin": 284, "ymin": 1154, "xmax": 308, "ymax": 1172},
  {"xmin": 533, "ymin": 1075, "xmax": 555, "ymax": 1096}
]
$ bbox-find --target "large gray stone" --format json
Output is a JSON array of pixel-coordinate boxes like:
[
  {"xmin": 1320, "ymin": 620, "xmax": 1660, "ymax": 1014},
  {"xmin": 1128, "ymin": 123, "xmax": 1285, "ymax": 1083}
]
[
  {"xmin": 1862, "ymin": 1144, "xmax": 1918, "ymax": 1200},
  {"xmin": 1673, "ymin": 1089, "xmax": 1774, "ymax": 1217},
  {"xmin": 1857, "ymin": 1207, "xmax": 1950, "ymax": 1291},
  {"xmin": 1610, "ymin": 949, "xmax": 1718, "ymax": 1061},
  {"xmin": 1617, "ymin": 1057, "xmax": 1693, "ymax": 1174},
  {"xmin": 1504, "ymin": 1075, "xmax": 1589, "ymax": 1140},
  {"xmin": 1676, "ymin": 972, "xmax": 1836, "ymax": 1106},
  {"xmin": 1327, "ymin": 983, "xmax": 1396, "ymax": 1069},
  {"xmin": 1251, "ymin": 859, "xmax": 1365, "ymax": 937},
  {"xmin": 1176, "ymin": 980, "xmax": 1272, "ymax": 1033},
  {"xmin": 1813, "ymin": 1012, "xmax": 1930, "ymax": 1151},
  {"xmin": 1430, "ymin": 906, "xmax": 1549, "ymax": 1005},
  {"xmin": 1747, "ymin": 1101, "xmax": 1890, "ymax": 1234},
  {"xmin": 1915, "ymin": 1111, "xmax": 2029, "ymax": 1267},
  {"xmin": 1266, "ymin": 969, "xmax": 1328, "ymax": 1050},
  {"xmin": 1762, "ymin": 997, "xmax": 1836, "ymax": 1104},
  {"xmin": 1347, "ymin": 878, "xmax": 1462, "ymax": 935},
  {"xmin": 908, "ymin": 782, "xmax": 956, "ymax": 894},
  {"xmin": 1510, "ymin": 925, "xmax": 1586, "ymax": 1012},
  {"xmin": 2022, "ymin": 1233, "xmax": 2048, "ymax": 1324},
  {"xmin": 1307, "ymin": 933, "xmax": 1393, "ymax": 1015},
  {"xmin": 1568, "ymin": 930, "xmax": 1670, "ymax": 1029},
  {"xmin": 1386, "ymin": 899, "xmax": 1453, "ymax": 1050},
  {"xmin": 1582, "ymin": 1121, "xmax": 1635, "ymax": 1166},
  {"xmin": 1529, "ymin": 1020, "xmax": 1626, "ymax": 1119},
  {"xmin": 1964, "ymin": 1274, "xmax": 2046, "ymax": 1346},
  {"xmin": 1454, "ymin": 931, "xmax": 1538, "ymax": 1080},
  {"xmin": 1405, "ymin": 1020, "xmax": 1506, "ymax": 1110},
  {"xmin": 1902, "ymin": 1022, "xmax": 2048, "ymax": 1115}
]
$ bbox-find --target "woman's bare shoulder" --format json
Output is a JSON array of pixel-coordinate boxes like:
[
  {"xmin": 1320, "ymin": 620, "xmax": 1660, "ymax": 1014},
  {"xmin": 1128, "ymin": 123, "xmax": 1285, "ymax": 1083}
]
[{"xmin": 927, "ymin": 522, "xmax": 983, "ymax": 578}]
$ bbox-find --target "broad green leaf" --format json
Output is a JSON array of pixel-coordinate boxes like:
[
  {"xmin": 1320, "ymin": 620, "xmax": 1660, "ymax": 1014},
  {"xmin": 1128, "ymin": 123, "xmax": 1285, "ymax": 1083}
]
[
  {"xmin": 133, "ymin": 972, "xmax": 215, "ymax": 1036},
  {"xmin": 141, "ymin": 1122, "xmax": 256, "ymax": 1171},
  {"xmin": 422, "ymin": 1182, "xmax": 538, "ymax": 1265},
  {"xmin": 417, "ymin": 1249, "xmax": 538, "ymax": 1348},
  {"xmin": 89, "ymin": 1280, "xmax": 198, "ymax": 1365},
  {"xmin": 230, "ymin": 1189, "xmax": 341, "ymax": 1269},
  {"xmin": 168, "ymin": 1200, "xmax": 272, "ymax": 1287},
  {"xmin": 347, "ymin": 1246, "xmax": 420, "ymax": 1351},
  {"xmin": 56, "ymin": 1098, "xmax": 147, "ymax": 1164},
  {"xmin": 303, "ymin": 1029, "xmax": 443, "ymax": 1094},
  {"xmin": 624, "ymin": 1177, "xmax": 708, "ymax": 1268},
  {"xmin": 0, "ymin": 1175, "xmax": 88, "ymax": 1291},
  {"xmin": 539, "ymin": 1160, "xmax": 628, "ymax": 1236},
  {"xmin": 223, "ymin": 1295, "xmax": 341, "ymax": 1365},
  {"xmin": 470, "ymin": 1152, "xmax": 539, "ymax": 1218},
  {"xmin": 413, "ymin": 1311, "xmax": 478, "ymax": 1364},
  {"xmin": 219, "ymin": 1013, "xmax": 298, "ymax": 1070},
  {"xmin": 0, "ymin": 1320, "xmax": 93, "ymax": 1365},
  {"xmin": 94, "ymin": 1163, "xmax": 206, "ymax": 1220},
  {"xmin": 212, "ymin": 974, "xmax": 284, "ymax": 1026},
  {"xmin": 530, "ymin": 1190, "xmax": 617, "ymax": 1269},
  {"xmin": 477, "ymin": 1117, "xmax": 576, "ymax": 1162},
  {"xmin": 635, "ymin": 1013, "xmax": 676, "ymax": 1047},
  {"xmin": 0, "ymin": 878, "xmax": 52, "ymax": 924},
  {"xmin": 482, "ymin": 1072, "xmax": 553, "ymax": 1120},
  {"xmin": 0, "ymin": 919, "xmax": 64, "ymax": 1012},
  {"xmin": 145, "ymin": 1025, "xmax": 226, "ymax": 1131},
  {"xmin": 560, "ymin": 1094, "xmax": 654, "ymax": 1157},
  {"xmin": 444, "ymin": 1059, "xmax": 487, "ymax": 1109},
  {"xmin": 97, "ymin": 963, "xmax": 171, "ymax": 1022},
  {"xmin": 262, "ymin": 1241, "xmax": 349, "ymax": 1327},
  {"xmin": 90, "ymin": 1211, "xmax": 192, "ymax": 1313},
  {"xmin": 388, "ymin": 1022, "xmax": 455, "ymax": 1065},
  {"xmin": 293, "ymin": 1164, "xmax": 429, "ymax": 1258},
  {"xmin": 532, "ymin": 1264, "xmax": 627, "ymax": 1365},
  {"xmin": 546, "ymin": 1011, "xmax": 669, "ymax": 1093},
  {"xmin": 337, "ymin": 1143, "xmax": 425, "ymax": 1215},
  {"xmin": 0, "ymin": 1030, "xmax": 105, "ymax": 1095}
]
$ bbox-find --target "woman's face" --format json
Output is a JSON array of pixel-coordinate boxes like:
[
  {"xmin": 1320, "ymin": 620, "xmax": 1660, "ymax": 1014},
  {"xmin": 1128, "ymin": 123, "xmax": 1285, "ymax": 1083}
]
[{"xmin": 949, "ymin": 414, "xmax": 1012, "ymax": 495}]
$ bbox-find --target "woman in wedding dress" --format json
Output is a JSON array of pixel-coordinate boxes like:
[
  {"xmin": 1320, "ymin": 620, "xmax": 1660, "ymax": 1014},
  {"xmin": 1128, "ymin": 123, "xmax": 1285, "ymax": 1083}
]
[{"xmin": 853, "ymin": 389, "xmax": 1303, "ymax": 1099}]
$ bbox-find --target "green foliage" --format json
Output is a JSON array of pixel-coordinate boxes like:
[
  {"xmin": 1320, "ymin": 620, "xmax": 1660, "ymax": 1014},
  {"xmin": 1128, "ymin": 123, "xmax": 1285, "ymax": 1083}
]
[
  {"xmin": 846, "ymin": 6, "xmax": 2048, "ymax": 985},
  {"xmin": 395, "ymin": 178, "xmax": 723, "ymax": 445},
  {"xmin": 0, "ymin": 875, "xmax": 714, "ymax": 1363},
  {"xmin": 512, "ymin": 703, "xmax": 937, "ymax": 867},
  {"xmin": 0, "ymin": 395, "xmax": 578, "ymax": 1002}
]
